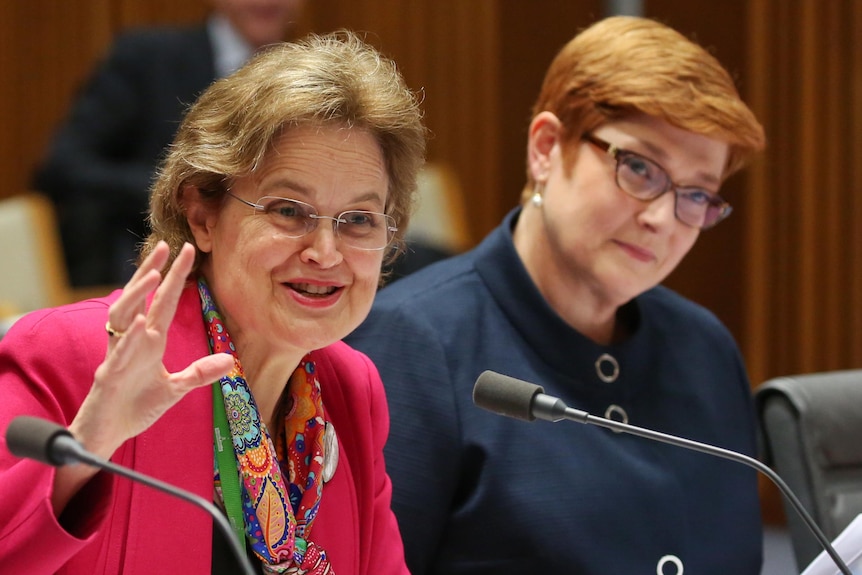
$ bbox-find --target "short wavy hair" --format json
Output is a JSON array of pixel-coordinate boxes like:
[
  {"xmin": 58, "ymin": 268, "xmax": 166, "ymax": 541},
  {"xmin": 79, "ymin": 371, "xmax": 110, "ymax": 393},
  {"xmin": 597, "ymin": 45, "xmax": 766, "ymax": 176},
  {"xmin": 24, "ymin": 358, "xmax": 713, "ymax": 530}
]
[
  {"xmin": 523, "ymin": 16, "xmax": 765, "ymax": 201},
  {"xmin": 141, "ymin": 30, "xmax": 427, "ymax": 270}
]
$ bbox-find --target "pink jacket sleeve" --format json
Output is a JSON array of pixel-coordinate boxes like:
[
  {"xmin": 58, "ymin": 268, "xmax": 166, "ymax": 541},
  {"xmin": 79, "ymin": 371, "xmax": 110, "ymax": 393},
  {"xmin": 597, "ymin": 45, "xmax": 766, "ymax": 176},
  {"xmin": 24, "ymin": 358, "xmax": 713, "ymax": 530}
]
[{"xmin": 0, "ymin": 302, "xmax": 116, "ymax": 574}]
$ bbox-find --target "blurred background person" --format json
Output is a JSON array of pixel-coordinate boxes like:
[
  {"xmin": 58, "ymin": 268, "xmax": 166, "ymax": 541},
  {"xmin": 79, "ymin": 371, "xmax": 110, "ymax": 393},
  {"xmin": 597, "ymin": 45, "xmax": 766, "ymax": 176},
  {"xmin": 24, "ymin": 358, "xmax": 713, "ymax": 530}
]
[
  {"xmin": 1, "ymin": 30, "xmax": 425, "ymax": 574},
  {"xmin": 33, "ymin": 0, "xmax": 305, "ymax": 288},
  {"xmin": 346, "ymin": 15, "xmax": 766, "ymax": 575}
]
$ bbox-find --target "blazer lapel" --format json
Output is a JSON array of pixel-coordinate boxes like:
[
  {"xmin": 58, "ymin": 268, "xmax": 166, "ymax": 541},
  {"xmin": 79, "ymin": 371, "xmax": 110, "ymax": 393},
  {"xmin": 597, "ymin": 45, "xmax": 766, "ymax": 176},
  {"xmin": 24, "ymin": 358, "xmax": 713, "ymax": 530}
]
[{"xmin": 120, "ymin": 284, "xmax": 217, "ymax": 574}]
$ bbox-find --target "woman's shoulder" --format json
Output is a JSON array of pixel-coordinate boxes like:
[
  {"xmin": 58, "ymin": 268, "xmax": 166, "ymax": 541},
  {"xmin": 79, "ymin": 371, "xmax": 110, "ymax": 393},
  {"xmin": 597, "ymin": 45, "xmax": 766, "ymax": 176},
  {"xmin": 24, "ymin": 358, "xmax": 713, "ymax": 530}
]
[
  {"xmin": 640, "ymin": 286, "xmax": 738, "ymax": 350},
  {"xmin": 311, "ymin": 342, "xmax": 389, "ymax": 443},
  {"xmin": 2, "ymin": 293, "xmax": 119, "ymax": 347},
  {"xmin": 113, "ymin": 23, "xmax": 208, "ymax": 53},
  {"xmin": 376, "ymin": 251, "xmax": 479, "ymax": 308},
  {"xmin": 313, "ymin": 341, "xmax": 391, "ymax": 407},
  {"xmin": 0, "ymin": 295, "xmax": 121, "ymax": 420},
  {"xmin": 643, "ymin": 285, "xmax": 725, "ymax": 326}
]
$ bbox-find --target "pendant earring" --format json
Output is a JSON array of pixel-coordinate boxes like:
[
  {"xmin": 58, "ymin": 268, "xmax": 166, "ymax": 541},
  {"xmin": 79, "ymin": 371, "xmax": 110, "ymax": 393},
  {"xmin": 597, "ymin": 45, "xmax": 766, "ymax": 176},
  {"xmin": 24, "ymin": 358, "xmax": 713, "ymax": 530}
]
[{"xmin": 531, "ymin": 183, "xmax": 544, "ymax": 207}]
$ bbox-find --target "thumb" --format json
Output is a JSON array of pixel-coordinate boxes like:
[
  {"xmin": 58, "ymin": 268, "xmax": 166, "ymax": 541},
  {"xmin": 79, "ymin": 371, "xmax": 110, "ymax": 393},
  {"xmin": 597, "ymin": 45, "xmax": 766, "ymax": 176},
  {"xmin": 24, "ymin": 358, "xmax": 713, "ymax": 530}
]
[{"xmin": 174, "ymin": 353, "xmax": 236, "ymax": 393}]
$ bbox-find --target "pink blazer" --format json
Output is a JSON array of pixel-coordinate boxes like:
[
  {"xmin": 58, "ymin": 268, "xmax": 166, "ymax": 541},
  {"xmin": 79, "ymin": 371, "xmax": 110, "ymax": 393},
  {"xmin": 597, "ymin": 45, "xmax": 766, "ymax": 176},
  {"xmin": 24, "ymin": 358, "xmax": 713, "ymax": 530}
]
[{"xmin": 0, "ymin": 285, "xmax": 409, "ymax": 575}]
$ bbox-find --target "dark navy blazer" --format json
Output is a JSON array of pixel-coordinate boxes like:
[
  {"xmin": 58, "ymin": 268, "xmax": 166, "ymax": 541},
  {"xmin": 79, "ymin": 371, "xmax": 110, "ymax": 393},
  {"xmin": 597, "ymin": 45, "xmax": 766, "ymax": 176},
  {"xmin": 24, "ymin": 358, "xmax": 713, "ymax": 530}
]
[{"xmin": 347, "ymin": 208, "xmax": 763, "ymax": 575}]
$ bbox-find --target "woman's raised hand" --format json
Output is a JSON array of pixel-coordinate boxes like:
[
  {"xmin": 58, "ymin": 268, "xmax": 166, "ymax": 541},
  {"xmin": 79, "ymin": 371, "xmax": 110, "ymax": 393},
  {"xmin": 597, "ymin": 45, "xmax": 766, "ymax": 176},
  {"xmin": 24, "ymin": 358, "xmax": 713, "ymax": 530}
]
[
  {"xmin": 52, "ymin": 242, "xmax": 233, "ymax": 514},
  {"xmin": 57, "ymin": 242, "xmax": 233, "ymax": 502}
]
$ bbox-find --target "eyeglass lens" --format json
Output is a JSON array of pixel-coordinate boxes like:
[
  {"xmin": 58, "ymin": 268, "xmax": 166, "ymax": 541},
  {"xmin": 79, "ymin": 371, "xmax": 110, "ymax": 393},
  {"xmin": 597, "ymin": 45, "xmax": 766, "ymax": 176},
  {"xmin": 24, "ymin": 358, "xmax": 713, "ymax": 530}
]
[
  {"xmin": 257, "ymin": 196, "xmax": 395, "ymax": 250},
  {"xmin": 615, "ymin": 152, "xmax": 727, "ymax": 229}
]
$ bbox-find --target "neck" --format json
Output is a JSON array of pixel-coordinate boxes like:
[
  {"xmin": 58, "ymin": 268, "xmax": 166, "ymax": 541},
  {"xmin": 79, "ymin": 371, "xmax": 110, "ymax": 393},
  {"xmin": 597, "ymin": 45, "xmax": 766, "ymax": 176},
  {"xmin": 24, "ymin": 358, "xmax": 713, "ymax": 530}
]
[
  {"xmin": 219, "ymin": 320, "xmax": 304, "ymax": 431},
  {"xmin": 513, "ymin": 206, "xmax": 624, "ymax": 346},
  {"xmin": 238, "ymin": 345, "xmax": 304, "ymax": 432}
]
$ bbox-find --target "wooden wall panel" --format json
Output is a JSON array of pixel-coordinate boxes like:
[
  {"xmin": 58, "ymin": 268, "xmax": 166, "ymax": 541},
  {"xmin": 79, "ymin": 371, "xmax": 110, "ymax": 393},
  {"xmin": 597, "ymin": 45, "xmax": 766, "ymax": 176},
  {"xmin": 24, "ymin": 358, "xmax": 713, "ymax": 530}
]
[
  {"xmin": 0, "ymin": 0, "xmax": 113, "ymax": 198},
  {"xmin": 746, "ymin": 0, "xmax": 862, "ymax": 386},
  {"xmin": 113, "ymin": 0, "xmax": 207, "ymax": 29},
  {"xmin": 852, "ymin": 6, "xmax": 862, "ymax": 365},
  {"xmin": 745, "ymin": 0, "xmax": 862, "ymax": 526}
]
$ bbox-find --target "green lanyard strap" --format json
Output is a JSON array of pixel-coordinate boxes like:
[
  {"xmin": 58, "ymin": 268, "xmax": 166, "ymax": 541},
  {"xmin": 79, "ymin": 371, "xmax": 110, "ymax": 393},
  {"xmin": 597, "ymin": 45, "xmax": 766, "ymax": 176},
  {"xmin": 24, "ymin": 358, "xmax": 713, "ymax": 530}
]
[{"xmin": 213, "ymin": 382, "xmax": 247, "ymax": 551}]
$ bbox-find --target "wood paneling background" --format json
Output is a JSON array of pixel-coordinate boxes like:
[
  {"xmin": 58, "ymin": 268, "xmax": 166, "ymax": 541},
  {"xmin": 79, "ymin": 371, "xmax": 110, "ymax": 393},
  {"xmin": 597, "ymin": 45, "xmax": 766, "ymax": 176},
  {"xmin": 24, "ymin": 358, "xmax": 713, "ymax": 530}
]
[
  {"xmin": 746, "ymin": 0, "xmax": 862, "ymax": 384},
  {"xmin": 2, "ymin": 0, "xmax": 861, "ymax": 526}
]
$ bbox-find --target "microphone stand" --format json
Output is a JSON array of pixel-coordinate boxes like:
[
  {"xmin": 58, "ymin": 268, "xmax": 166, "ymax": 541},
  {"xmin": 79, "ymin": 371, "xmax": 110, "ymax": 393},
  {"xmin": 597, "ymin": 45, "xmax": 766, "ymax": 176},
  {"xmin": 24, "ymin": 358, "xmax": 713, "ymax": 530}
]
[
  {"xmin": 531, "ymin": 393, "xmax": 854, "ymax": 575},
  {"xmin": 66, "ymin": 444, "xmax": 257, "ymax": 575},
  {"xmin": 7, "ymin": 418, "xmax": 257, "ymax": 575}
]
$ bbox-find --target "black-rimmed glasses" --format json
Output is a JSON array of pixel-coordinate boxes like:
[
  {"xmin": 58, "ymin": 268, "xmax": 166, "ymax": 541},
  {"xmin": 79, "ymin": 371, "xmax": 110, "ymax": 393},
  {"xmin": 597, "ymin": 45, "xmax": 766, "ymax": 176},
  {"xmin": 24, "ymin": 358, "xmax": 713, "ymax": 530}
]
[
  {"xmin": 227, "ymin": 193, "xmax": 397, "ymax": 251},
  {"xmin": 583, "ymin": 134, "xmax": 732, "ymax": 229}
]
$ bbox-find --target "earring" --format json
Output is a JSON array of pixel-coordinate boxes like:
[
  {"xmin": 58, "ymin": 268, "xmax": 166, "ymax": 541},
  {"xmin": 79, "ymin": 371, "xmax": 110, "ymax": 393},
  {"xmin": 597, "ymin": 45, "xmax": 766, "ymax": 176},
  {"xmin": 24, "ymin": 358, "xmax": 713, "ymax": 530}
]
[{"xmin": 531, "ymin": 183, "xmax": 544, "ymax": 207}]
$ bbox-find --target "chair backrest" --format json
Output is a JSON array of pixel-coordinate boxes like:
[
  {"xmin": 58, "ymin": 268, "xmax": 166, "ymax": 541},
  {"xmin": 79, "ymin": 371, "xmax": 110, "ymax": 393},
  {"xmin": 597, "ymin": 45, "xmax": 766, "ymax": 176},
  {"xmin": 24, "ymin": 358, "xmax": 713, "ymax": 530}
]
[
  {"xmin": 0, "ymin": 193, "xmax": 70, "ymax": 317},
  {"xmin": 755, "ymin": 370, "xmax": 862, "ymax": 570},
  {"xmin": 408, "ymin": 163, "xmax": 472, "ymax": 254}
]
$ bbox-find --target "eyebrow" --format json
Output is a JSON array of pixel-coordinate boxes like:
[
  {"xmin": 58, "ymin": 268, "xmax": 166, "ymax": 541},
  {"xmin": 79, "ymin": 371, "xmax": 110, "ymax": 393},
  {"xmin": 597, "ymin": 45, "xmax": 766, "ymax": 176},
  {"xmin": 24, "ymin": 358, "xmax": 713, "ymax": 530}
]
[{"xmin": 259, "ymin": 177, "xmax": 387, "ymax": 206}]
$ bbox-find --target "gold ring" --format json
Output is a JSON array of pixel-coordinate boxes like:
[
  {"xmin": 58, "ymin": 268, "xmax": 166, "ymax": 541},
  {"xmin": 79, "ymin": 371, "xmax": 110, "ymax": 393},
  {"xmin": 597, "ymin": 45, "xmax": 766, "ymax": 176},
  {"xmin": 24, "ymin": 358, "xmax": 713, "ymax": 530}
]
[{"xmin": 105, "ymin": 321, "xmax": 126, "ymax": 338}]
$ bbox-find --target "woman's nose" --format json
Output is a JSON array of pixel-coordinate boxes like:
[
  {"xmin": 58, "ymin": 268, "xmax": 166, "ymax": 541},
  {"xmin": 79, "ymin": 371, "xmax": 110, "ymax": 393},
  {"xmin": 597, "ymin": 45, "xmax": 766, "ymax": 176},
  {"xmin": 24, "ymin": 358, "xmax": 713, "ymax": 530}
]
[
  {"xmin": 638, "ymin": 189, "xmax": 677, "ymax": 229},
  {"xmin": 301, "ymin": 218, "xmax": 344, "ymax": 267}
]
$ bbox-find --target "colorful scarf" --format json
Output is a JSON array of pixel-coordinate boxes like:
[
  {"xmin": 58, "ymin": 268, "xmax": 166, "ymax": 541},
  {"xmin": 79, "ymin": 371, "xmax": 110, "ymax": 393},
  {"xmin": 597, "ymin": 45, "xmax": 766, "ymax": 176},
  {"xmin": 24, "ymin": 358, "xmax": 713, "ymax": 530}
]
[{"xmin": 199, "ymin": 278, "xmax": 333, "ymax": 574}]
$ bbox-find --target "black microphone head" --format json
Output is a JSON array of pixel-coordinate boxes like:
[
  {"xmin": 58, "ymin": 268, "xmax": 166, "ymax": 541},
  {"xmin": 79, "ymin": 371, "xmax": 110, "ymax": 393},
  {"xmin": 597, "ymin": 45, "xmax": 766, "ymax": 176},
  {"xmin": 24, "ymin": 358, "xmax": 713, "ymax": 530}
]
[
  {"xmin": 473, "ymin": 371, "xmax": 543, "ymax": 422},
  {"xmin": 6, "ymin": 415, "xmax": 75, "ymax": 466}
]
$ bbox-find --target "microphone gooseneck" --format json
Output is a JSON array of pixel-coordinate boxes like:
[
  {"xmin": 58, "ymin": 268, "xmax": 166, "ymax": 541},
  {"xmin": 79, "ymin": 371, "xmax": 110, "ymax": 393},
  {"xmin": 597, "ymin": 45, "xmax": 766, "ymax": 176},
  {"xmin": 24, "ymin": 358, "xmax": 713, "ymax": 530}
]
[
  {"xmin": 473, "ymin": 370, "xmax": 854, "ymax": 575},
  {"xmin": 6, "ymin": 416, "xmax": 256, "ymax": 575}
]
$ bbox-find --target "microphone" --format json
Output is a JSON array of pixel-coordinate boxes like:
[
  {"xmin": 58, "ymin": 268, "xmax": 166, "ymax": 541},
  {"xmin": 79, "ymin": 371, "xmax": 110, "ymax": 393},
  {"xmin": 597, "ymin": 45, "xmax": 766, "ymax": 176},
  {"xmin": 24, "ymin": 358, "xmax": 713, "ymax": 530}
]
[
  {"xmin": 473, "ymin": 370, "xmax": 854, "ymax": 575},
  {"xmin": 5, "ymin": 416, "xmax": 256, "ymax": 575}
]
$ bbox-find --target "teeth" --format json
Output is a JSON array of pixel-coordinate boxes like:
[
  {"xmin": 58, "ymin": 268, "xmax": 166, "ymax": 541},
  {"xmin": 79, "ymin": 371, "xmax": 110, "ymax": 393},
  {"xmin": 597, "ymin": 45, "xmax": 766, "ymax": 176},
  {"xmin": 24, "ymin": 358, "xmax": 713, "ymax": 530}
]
[{"xmin": 292, "ymin": 283, "xmax": 336, "ymax": 295}]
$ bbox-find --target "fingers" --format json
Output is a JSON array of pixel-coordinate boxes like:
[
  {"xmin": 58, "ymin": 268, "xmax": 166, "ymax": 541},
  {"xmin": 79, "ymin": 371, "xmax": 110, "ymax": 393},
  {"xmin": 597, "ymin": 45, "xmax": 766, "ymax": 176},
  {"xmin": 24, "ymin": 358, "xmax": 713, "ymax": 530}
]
[
  {"xmin": 74, "ymin": 241, "xmax": 210, "ymax": 463},
  {"xmin": 106, "ymin": 242, "xmax": 195, "ymax": 343},
  {"xmin": 107, "ymin": 242, "xmax": 172, "ymax": 337},
  {"xmin": 100, "ymin": 314, "xmax": 149, "ymax": 370},
  {"xmin": 145, "ymin": 243, "xmax": 196, "ymax": 332}
]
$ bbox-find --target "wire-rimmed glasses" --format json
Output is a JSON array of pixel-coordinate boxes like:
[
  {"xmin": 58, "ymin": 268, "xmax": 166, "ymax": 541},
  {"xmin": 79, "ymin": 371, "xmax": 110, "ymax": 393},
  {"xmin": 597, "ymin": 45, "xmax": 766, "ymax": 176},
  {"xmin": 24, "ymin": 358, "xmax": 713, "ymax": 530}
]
[
  {"xmin": 583, "ymin": 134, "xmax": 732, "ymax": 229},
  {"xmin": 227, "ymin": 193, "xmax": 397, "ymax": 251}
]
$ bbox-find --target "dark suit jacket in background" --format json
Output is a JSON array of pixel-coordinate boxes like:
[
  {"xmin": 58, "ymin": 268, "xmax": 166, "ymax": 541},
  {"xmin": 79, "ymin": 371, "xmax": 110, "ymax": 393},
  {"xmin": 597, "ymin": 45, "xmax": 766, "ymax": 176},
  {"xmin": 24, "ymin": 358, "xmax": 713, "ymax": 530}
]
[{"xmin": 34, "ymin": 25, "xmax": 216, "ymax": 286}]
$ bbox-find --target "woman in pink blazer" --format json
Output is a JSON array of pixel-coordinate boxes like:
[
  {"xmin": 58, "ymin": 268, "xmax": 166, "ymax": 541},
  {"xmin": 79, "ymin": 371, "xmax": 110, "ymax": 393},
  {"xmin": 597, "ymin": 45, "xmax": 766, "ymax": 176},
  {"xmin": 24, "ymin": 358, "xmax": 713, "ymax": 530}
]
[{"xmin": 0, "ymin": 30, "xmax": 426, "ymax": 575}]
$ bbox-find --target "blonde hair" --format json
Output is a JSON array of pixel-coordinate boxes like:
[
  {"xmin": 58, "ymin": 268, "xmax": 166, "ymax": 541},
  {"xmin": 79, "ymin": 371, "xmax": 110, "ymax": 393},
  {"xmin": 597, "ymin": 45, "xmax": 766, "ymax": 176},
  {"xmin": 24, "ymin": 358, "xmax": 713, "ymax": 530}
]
[
  {"xmin": 142, "ymin": 30, "xmax": 427, "ymax": 269},
  {"xmin": 523, "ymin": 16, "xmax": 765, "ymax": 201}
]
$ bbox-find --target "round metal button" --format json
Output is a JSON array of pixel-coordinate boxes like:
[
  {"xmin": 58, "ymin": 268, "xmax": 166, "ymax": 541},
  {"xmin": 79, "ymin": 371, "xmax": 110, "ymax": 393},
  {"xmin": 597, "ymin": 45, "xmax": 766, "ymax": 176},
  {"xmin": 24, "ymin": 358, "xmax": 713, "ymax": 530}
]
[
  {"xmin": 604, "ymin": 404, "xmax": 628, "ymax": 433},
  {"xmin": 656, "ymin": 554, "xmax": 683, "ymax": 575},
  {"xmin": 594, "ymin": 353, "xmax": 620, "ymax": 383}
]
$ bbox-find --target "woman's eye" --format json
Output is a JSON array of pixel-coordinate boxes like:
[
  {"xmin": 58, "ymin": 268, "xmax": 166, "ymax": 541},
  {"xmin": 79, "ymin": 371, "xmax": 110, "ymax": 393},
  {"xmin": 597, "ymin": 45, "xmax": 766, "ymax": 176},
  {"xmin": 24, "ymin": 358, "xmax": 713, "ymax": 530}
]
[
  {"xmin": 275, "ymin": 206, "xmax": 300, "ymax": 217},
  {"xmin": 343, "ymin": 212, "xmax": 374, "ymax": 226},
  {"xmin": 622, "ymin": 155, "xmax": 657, "ymax": 181},
  {"xmin": 266, "ymin": 201, "xmax": 303, "ymax": 218},
  {"xmin": 682, "ymin": 189, "xmax": 714, "ymax": 206}
]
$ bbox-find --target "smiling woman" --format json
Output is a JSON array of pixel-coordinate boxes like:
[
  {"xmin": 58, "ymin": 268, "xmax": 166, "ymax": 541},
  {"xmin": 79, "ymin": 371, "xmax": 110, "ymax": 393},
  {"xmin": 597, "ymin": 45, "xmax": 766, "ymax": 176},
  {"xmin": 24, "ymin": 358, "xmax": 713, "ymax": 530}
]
[{"xmin": 0, "ymin": 30, "xmax": 426, "ymax": 575}]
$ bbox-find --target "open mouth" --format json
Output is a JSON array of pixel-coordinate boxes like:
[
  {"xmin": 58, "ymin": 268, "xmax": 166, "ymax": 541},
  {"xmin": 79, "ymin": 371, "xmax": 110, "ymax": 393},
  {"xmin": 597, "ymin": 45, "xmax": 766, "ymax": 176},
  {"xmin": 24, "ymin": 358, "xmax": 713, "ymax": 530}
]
[{"xmin": 288, "ymin": 282, "xmax": 340, "ymax": 297}]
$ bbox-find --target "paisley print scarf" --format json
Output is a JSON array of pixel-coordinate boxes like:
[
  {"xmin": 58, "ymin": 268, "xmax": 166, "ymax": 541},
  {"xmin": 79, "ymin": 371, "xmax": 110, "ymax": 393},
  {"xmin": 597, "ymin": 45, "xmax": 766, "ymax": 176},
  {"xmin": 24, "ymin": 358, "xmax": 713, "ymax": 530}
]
[{"xmin": 199, "ymin": 278, "xmax": 333, "ymax": 574}]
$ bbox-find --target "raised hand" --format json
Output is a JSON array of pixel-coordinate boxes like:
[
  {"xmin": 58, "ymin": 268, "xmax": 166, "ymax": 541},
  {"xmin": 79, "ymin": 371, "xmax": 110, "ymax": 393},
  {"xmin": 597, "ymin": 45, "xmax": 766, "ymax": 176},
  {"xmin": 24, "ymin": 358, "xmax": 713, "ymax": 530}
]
[{"xmin": 52, "ymin": 242, "xmax": 233, "ymax": 514}]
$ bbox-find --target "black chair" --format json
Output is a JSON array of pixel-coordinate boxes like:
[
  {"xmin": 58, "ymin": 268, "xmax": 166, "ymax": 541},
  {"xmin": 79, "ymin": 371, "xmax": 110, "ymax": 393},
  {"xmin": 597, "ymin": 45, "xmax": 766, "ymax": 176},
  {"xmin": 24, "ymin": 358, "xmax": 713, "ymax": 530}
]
[{"xmin": 755, "ymin": 370, "xmax": 862, "ymax": 570}]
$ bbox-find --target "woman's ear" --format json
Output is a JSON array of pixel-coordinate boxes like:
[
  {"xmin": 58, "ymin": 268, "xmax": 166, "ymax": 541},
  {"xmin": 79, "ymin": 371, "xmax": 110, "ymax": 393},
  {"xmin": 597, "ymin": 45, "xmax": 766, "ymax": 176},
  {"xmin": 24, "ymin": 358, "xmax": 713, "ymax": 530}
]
[
  {"xmin": 527, "ymin": 111, "xmax": 562, "ymax": 182},
  {"xmin": 182, "ymin": 185, "xmax": 216, "ymax": 253}
]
